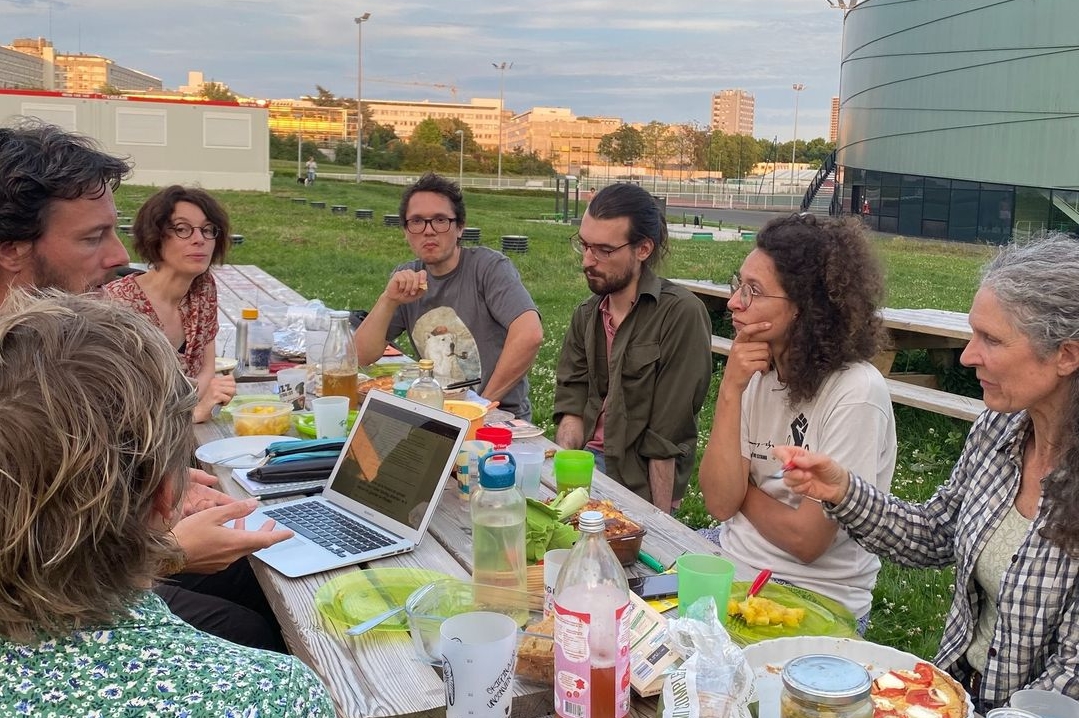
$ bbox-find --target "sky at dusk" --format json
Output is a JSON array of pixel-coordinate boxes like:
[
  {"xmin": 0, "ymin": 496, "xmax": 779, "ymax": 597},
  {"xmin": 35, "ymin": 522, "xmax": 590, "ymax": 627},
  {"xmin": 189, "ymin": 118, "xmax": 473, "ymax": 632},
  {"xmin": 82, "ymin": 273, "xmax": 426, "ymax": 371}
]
[{"xmin": 4, "ymin": 0, "xmax": 846, "ymax": 141}]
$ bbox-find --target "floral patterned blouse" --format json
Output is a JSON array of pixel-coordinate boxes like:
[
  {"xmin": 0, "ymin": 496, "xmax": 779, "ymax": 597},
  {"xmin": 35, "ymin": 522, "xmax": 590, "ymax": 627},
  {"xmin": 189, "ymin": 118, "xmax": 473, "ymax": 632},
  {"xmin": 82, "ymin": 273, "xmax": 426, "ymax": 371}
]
[
  {"xmin": 104, "ymin": 272, "xmax": 219, "ymax": 378},
  {"xmin": 0, "ymin": 592, "xmax": 333, "ymax": 717}
]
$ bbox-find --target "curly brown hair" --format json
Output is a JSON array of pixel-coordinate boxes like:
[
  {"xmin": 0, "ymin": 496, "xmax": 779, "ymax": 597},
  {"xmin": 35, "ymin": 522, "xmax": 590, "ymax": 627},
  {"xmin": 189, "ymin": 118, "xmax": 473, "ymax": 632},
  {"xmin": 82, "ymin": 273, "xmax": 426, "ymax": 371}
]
[{"xmin": 756, "ymin": 214, "xmax": 887, "ymax": 405}]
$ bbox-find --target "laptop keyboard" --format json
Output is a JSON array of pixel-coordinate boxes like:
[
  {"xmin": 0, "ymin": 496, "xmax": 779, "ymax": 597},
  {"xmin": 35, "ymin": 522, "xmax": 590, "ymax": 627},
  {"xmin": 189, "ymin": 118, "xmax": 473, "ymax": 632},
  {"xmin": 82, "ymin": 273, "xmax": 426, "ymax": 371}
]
[{"xmin": 264, "ymin": 502, "xmax": 396, "ymax": 557}]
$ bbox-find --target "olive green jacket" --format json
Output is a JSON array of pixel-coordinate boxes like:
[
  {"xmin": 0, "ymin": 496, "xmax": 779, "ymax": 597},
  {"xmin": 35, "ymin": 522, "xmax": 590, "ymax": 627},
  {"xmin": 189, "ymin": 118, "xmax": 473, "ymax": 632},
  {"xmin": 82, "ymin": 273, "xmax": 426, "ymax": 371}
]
[{"xmin": 554, "ymin": 267, "xmax": 713, "ymax": 503}]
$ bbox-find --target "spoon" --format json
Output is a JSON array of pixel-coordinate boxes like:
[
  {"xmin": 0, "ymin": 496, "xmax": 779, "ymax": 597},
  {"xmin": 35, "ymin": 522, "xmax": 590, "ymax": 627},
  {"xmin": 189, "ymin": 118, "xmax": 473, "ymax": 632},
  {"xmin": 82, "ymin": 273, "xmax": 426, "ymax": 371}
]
[
  {"xmin": 345, "ymin": 605, "xmax": 406, "ymax": 637},
  {"xmin": 767, "ymin": 462, "xmax": 796, "ymax": 479}
]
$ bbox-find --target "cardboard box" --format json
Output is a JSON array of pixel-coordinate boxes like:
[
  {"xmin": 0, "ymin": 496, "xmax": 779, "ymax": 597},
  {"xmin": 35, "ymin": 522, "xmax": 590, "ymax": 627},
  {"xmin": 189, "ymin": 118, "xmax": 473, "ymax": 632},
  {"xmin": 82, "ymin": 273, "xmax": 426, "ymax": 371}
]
[{"xmin": 627, "ymin": 592, "xmax": 683, "ymax": 697}]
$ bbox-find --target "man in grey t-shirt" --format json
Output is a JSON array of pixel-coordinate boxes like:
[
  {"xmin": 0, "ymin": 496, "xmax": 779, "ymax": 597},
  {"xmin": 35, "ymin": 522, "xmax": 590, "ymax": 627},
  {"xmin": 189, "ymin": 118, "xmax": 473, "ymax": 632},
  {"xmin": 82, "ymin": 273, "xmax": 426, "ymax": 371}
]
[{"xmin": 353, "ymin": 173, "xmax": 543, "ymax": 419}]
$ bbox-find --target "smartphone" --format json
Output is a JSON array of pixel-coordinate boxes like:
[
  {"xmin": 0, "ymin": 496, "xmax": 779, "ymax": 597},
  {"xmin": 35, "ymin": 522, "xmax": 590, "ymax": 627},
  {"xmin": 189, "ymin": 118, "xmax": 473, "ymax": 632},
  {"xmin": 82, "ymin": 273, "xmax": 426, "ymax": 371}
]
[{"xmin": 627, "ymin": 573, "xmax": 679, "ymax": 600}]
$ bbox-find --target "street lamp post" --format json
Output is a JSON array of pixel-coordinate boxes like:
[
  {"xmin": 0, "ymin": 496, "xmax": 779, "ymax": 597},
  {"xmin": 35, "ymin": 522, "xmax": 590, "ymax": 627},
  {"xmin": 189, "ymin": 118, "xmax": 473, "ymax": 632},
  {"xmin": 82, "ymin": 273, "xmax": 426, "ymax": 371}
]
[
  {"xmin": 354, "ymin": 12, "xmax": 371, "ymax": 184},
  {"xmin": 790, "ymin": 83, "xmax": 804, "ymax": 195},
  {"xmin": 455, "ymin": 129, "xmax": 464, "ymax": 187},
  {"xmin": 492, "ymin": 61, "xmax": 512, "ymax": 188}
]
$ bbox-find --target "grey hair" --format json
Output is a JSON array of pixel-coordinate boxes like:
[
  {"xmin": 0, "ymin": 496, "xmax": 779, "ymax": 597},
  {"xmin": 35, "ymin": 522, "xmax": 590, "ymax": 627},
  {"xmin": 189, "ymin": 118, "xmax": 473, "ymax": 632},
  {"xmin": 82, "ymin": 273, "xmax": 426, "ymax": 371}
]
[
  {"xmin": 982, "ymin": 233, "xmax": 1079, "ymax": 555},
  {"xmin": 981, "ymin": 233, "xmax": 1079, "ymax": 358}
]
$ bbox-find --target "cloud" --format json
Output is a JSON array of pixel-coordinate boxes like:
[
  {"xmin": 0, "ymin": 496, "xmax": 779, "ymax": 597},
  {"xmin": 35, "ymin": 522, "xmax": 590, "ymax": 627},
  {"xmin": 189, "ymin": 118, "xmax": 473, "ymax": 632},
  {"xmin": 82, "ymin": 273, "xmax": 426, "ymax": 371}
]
[{"xmin": 3, "ymin": 0, "xmax": 843, "ymax": 139}]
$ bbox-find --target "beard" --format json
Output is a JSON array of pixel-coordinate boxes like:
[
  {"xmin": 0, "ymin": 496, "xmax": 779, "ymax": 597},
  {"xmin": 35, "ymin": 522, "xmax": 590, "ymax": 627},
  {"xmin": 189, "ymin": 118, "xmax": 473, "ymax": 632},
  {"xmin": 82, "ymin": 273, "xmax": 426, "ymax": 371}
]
[
  {"xmin": 29, "ymin": 251, "xmax": 111, "ymax": 293},
  {"xmin": 584, "ymin": 264, "xmax": 635, "ymax": 296}
]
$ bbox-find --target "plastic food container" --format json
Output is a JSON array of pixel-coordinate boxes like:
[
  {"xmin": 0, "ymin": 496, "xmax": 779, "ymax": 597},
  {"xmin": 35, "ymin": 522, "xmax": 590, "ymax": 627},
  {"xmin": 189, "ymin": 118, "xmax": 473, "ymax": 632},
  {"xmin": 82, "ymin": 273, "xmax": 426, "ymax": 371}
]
[
  {"xmin": 443, "ymin": 400, "xmax": 488, "ymax": 441},
  {"xmin": 231, "ymin": 401, "xmax": 293, "ymax": 436},
  {"xmin": 405, "ymin": 578, "xmax": 551, "ymax": 683}
]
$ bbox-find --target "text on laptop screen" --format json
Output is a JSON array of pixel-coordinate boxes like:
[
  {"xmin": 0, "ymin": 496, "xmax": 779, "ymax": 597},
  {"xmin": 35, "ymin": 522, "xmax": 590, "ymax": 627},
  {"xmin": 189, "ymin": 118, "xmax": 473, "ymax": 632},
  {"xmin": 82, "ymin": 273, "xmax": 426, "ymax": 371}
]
[{"xmin": 333, "ymin": 399, "xmax": 460, "ymax": 528}]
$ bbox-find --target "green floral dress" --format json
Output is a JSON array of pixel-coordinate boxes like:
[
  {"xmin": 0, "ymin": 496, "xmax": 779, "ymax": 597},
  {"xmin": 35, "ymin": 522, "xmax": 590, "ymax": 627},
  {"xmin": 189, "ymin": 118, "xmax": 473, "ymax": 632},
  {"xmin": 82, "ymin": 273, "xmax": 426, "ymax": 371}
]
[{"xmin": 0, "ymin": 592, "xmax": 333, "ymax": 717}]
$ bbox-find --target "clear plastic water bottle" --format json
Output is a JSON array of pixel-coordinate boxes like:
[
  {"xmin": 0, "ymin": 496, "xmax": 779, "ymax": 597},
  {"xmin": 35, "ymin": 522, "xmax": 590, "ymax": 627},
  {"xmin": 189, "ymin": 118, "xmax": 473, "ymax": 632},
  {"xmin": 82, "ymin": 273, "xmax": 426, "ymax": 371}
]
[
  {"xmin": 471, "ymin": 452, "xmax": 526, "ymax": 593},
  {"xmin": 321, "ymin": 310, "xmax": 359, "ymax": 409},
  {"xmin": 244, "ymin": 308, "xmax": 273, "ymax": 376},
  {"xmin": 554, "ymin": 510, "xmax": 631, "ymax": 718},
  {"xmin": 406, "ymin": 359, "xmax": 444, "ymax": 409}
]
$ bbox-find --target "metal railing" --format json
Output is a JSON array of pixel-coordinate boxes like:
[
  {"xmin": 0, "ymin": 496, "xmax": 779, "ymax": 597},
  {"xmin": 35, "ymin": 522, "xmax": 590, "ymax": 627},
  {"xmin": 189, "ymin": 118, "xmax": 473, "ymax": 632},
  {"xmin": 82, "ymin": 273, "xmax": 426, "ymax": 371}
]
[{"xmin": 800, "ymin": 150, "xmax": 837, "ymax": 212}]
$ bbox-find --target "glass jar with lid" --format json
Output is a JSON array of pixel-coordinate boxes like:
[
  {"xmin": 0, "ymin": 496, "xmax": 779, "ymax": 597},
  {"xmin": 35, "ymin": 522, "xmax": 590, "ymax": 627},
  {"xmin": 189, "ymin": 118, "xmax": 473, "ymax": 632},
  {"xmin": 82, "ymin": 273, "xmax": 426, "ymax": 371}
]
[{"xmin": 781, "ymin": 654, "xmax": 873, "ymax": 718}]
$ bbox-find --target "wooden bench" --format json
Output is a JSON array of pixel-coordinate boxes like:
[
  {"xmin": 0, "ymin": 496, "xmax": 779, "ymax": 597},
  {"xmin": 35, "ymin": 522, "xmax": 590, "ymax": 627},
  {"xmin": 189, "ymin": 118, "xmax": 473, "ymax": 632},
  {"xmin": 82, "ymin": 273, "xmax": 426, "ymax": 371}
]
[{"xmin": 705, "ymin": 334, "xmax": 984, "ymax": 422}]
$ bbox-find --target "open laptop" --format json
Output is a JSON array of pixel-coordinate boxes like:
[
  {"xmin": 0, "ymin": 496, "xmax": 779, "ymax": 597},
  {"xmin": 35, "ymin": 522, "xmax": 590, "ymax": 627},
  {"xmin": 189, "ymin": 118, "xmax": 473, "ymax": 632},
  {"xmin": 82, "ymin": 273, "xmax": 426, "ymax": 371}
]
[{"xmin": 245, "ymin": 390, "xmax": 470, "ymax": 578}]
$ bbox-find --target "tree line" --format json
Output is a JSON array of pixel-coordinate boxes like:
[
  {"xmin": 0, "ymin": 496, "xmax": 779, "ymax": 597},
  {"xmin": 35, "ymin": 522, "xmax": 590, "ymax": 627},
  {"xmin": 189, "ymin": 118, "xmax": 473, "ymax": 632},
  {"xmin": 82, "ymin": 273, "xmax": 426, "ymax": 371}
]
[{"xmin": 271, "ymin": 85, "xmax": 833, "ymax": 178}]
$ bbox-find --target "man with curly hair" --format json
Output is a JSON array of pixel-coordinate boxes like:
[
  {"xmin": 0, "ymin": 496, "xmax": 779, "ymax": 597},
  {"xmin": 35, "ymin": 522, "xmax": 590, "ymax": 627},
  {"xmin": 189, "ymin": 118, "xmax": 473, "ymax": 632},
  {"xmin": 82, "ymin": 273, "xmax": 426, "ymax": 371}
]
[
  {"xmin": 554, "ymin": 183, "xmax": 713, "ymax": 513},
  {"xmin": 697, "ymin": 213, "xmax": 897, "ymax": 630}
]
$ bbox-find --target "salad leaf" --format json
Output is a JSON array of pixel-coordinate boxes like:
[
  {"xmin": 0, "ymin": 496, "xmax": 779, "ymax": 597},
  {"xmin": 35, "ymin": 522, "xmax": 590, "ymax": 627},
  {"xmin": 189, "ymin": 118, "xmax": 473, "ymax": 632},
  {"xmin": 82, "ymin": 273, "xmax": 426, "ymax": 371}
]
[{"xmin": 525, "ymin": 497, "xmax": 579, "ymax": 562}]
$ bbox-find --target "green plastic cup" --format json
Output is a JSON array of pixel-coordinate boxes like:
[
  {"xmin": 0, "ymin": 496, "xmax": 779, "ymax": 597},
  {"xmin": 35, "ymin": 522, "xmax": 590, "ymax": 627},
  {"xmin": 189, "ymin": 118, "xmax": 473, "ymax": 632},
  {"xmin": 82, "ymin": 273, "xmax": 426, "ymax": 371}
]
[
  {"xmin": 676, "ymin": 553, "xmax": 735, "ymax": 622},
  {"xmin": 553, "ymin": 449, "xmax": 595, "ymax": 494}
]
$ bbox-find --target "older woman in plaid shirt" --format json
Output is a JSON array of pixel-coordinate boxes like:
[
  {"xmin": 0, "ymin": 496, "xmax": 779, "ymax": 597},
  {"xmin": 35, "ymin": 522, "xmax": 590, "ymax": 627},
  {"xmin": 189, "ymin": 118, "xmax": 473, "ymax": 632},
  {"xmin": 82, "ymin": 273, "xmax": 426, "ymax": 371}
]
[{"xmin": 775, "ymin": 234, "xmax": 1079, "ymax": 712}]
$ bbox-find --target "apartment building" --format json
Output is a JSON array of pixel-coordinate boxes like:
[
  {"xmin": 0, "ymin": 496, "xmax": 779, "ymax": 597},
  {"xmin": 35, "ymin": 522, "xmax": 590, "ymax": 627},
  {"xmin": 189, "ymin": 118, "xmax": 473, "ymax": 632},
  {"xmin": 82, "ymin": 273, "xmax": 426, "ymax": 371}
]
[
  {"xmin": 505, "ymin": 107, "xmax": 622, "ymax": 175},
  {"xmin": 3, "ymin": 37, "xmax": 160, "ymax": 93},
  {"xmin": 711, "ymin": 89, "xmax": 754, "ymax": 136}
]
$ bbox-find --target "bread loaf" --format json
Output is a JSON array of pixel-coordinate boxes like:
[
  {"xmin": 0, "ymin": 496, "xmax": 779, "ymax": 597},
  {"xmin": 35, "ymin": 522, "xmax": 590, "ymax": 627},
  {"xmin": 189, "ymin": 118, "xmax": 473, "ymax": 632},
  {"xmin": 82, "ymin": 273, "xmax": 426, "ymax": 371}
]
[{"xmin": 515, "ymin": 614, "xmax": 554, "ymax": 684}]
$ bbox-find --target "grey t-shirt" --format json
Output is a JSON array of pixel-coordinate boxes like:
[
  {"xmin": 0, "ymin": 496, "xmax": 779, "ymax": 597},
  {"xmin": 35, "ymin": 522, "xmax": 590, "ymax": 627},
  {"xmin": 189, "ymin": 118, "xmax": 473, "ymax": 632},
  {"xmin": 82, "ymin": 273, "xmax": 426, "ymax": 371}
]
[{"xmin": 387, "ymin": 246, "xmax": 539, "ymax": 419}]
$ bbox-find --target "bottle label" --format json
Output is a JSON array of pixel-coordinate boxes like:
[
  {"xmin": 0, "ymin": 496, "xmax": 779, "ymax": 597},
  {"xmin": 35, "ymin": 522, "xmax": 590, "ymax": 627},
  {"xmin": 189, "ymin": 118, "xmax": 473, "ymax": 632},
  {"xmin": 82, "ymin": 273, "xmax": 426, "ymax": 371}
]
[{"xmin": 553, "ymin": 594, "xmax": 630, "ymax": 718}]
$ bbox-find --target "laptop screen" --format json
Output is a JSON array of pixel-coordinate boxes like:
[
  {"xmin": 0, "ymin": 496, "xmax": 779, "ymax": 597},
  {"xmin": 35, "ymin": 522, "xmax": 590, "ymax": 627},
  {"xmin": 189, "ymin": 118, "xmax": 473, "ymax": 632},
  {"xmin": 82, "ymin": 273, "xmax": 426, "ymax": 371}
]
[{"xmin": 328, "ymin": 393, "xmax": 463, "ymax": 529}]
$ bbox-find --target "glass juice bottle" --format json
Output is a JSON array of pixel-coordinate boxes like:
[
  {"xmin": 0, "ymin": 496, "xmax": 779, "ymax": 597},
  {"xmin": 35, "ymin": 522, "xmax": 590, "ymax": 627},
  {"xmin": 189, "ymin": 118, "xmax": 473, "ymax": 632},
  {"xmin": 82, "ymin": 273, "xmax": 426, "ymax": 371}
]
[
  {"xmin": 406, "ymin": 359, "xmax": 444, "ymax": 409},
  {"xmin": 321, "ymin": 310, "xmax": 359, "ymax": 409}
]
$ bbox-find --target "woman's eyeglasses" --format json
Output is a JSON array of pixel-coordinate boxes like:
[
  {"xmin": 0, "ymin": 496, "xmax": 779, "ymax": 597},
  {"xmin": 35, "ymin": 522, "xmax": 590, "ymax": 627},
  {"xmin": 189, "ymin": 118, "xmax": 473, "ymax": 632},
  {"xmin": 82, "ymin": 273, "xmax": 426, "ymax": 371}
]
[
  {"xmin": 168, "ymin": 223, "xmax": 220, "ymax": 240},
  {"xmin": 730, "ymin": 273, "xmax": 792, "ymax": 308}
]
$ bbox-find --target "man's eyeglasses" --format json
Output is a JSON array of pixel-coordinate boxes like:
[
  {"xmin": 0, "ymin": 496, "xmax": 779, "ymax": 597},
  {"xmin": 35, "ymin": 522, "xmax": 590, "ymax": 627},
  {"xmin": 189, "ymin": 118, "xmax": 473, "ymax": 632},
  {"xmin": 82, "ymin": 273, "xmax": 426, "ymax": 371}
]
[
  {"xmin": 570, "ymin": 233, "xmax": 632, "ymax": 260},
  {"xmin": 405, "ymin": 216, "xmax": 457, "ymax": 234},
  {"xmin": 168, "ymin": 223, "xmax": 220, "ymax": 240},
  {"xmin": 730, "ymin": 273, "xmax": 792, "ymax": 308}
]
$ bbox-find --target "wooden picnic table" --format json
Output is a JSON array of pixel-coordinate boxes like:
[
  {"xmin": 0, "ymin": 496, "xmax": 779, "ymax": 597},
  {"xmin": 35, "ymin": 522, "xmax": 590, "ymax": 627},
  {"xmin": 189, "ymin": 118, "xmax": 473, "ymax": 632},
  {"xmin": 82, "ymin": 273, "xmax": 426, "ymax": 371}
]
[
  {"xmin": 197, "ymin": 266, "xmax": 753, "ymax": 717},
  {"xmin": 670, "ymin": 278, "xmax": 986, "ymax": 422},
  {"xmin": 194, "ymin": 384, "xmax": 750, "ymax": 718}
]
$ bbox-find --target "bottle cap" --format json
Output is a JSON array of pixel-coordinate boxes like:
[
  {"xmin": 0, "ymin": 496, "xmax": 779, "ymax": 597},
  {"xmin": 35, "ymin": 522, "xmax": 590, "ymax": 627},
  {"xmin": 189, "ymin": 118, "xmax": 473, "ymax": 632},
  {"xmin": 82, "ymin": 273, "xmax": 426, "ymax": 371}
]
[
  {"xmin": 418, "ymin": 359, "xmax": 435, "ymax": 370},
  {"xmin": 329, "ymin": 309, "xmax": 350, "ymax": 318},
  {"xmin": 577, "ymin": 510, "xmax": 605, "ymax": 533},
  {"xmin": 479, "ymin": 452, "xmax": 517, "ymax": 489},
  {"xmin": 242, "ymin": 307, "xmax": 259, "ymax": 320}
]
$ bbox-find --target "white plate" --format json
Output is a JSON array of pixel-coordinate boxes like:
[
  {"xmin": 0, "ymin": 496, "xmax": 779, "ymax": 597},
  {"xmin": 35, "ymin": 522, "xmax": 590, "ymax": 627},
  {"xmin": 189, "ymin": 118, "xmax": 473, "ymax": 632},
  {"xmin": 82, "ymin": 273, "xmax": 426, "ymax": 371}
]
[
  {"xmin": 215, "ymin": 356, "xmax": 238, "ymax": 373},
  {"xmin": 195, "ymin": 435, "xmax": 299, "ymax": 468},
  {"xmin": 741, "ymin": 636, "xmax": 974, "ymax": 718}
]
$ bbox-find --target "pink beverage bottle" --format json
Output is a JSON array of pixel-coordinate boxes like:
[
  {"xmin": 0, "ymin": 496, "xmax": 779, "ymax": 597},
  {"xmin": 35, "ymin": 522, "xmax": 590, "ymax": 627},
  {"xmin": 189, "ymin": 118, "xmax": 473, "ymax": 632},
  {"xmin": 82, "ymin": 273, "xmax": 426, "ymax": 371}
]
[{"xmin": 553, "ymin": 510, "xmax": 631, "ymax": 718}]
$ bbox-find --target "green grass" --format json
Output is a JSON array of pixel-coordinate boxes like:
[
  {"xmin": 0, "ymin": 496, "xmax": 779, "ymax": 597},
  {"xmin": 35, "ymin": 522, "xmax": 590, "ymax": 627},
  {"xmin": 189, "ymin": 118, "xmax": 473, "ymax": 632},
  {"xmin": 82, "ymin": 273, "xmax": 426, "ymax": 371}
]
[{"xmin": 116, "ymin": 177, "xmax": 994, "ymax": 659}]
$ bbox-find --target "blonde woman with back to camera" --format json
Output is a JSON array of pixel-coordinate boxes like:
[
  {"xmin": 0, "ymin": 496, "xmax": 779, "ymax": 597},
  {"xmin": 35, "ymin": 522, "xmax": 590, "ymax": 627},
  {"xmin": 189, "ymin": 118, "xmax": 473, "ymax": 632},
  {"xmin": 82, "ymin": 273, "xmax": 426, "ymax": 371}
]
[
  {"xmin": 0, "ymin": 291, "xmax": 331, "ymax": 716},
  {"xmin": 778, "ymin": 234, "xmax": 1079, "ymax": 712}
]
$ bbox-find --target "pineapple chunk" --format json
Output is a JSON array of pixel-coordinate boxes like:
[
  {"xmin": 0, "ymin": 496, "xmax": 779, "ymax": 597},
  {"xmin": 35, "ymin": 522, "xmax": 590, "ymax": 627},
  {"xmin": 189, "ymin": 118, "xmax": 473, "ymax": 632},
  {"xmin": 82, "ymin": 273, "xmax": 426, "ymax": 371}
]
[{"xmin": 726, "ymin": 594, "xmax": 806, "ymax": 628}]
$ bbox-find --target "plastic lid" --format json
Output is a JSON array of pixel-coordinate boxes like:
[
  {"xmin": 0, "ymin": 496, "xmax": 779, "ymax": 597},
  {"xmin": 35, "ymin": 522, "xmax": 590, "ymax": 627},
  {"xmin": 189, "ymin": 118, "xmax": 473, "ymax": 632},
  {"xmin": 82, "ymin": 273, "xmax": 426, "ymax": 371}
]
[
  {"xmin": 479, "ymin": 452, "xmax": 516, "ymax": 489},
  {"xmin": 242, "ymin": 307, "xmax": 259, "ymax": 320},
  {"xmin": 781, "ymin": 654, "xmax": 871, "ymax": 706},
  {"xmin": 578, "ymin": 510, "xmax": 605, "ymax": 533},
  {"xmin": 475, "ymin": 426, "xmax": 512, "ymax": 448}
]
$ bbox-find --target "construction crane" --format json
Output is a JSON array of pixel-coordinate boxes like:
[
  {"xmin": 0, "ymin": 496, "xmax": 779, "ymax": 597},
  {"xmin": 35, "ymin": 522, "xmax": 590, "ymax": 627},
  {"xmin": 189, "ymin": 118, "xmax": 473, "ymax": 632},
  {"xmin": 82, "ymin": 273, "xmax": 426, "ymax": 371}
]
[{"xmin": 365, "ymin": 77, "xmax": 459, "ymax": 101}]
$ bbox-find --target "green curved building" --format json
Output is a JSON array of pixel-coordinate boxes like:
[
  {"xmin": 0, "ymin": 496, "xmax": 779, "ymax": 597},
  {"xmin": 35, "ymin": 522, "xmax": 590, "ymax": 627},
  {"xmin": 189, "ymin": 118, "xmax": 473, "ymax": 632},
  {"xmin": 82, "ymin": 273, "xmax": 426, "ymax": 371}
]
[{"xmin": 835, "ymin": 0, "xmax": 1079, "ymax": 242}]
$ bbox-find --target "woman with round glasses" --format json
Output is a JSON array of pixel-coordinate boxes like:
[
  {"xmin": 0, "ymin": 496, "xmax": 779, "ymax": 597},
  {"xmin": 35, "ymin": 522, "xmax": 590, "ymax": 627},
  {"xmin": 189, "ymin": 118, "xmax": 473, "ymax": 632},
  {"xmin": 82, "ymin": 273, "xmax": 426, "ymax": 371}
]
[
  {"xmin": 105, "ymin": 185, "xmax": 236, "ymax": 422},
  {"xmin": 697, "ymin": 213, "xmax": 896, "ymax": 629}
]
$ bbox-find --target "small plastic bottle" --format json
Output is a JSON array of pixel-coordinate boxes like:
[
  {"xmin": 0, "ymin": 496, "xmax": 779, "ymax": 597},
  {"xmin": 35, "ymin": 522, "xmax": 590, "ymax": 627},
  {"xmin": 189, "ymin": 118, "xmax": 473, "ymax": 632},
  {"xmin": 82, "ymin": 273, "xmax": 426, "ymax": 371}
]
[
  {"xmin": 406, "ymin": 359, "xmax": 444, "ymax": 409},
  {"xmin": 392, "ymin": 365, "xmax": 421, "ymax": 398},
  {"xmin": 471, "ymin": 452, "xmax": 526, "ymax": 593},
  {"xmin": 321, "ymin": 310, "xmax": 359, "ymax": 409},
  {"xmin": 244, "ymin": 308, "xmax": 273, "ymax": 376},
  {"xmin": 554, "ymin": 510, "xmax": 631, "ymax": 718}
]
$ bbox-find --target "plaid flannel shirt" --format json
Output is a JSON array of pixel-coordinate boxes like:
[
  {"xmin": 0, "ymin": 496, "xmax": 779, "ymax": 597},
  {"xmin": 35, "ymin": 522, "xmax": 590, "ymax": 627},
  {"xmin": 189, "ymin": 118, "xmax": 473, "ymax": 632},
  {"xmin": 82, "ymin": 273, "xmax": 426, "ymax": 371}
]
[{"xmin": 828, "ymin": 409, "xmax": 1079, "ymax": 708}]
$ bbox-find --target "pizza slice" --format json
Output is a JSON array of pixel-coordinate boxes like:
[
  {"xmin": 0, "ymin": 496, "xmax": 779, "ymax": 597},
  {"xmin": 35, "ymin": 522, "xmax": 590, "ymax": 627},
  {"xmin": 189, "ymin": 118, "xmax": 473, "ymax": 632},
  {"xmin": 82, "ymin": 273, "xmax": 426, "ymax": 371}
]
[{"xmin": 871, "ymin": 661, "xmax": 969, "ymax": 718}]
